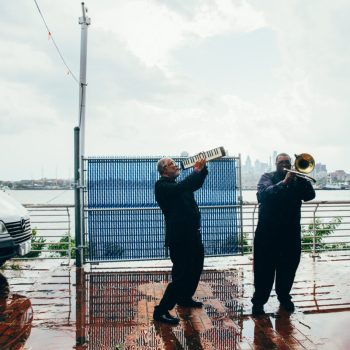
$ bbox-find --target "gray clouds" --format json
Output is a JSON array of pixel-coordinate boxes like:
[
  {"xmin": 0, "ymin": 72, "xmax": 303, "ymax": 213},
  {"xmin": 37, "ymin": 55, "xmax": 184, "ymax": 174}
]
[{"xmin": 0, "ymin": 0, "xmax": 349, "ymax": 180}]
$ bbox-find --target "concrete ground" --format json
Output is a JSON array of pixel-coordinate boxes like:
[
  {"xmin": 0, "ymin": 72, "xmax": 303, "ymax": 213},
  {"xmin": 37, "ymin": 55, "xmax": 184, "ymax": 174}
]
[{"xmin": 0, "ymin": 252, "xmax": 349, "ymax": 349}]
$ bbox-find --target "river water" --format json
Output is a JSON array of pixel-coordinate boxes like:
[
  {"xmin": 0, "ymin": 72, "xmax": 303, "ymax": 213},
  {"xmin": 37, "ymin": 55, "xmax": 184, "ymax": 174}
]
[{"xmin": 7, "ymin": 189, "xmax": 350, "ymax": 205}]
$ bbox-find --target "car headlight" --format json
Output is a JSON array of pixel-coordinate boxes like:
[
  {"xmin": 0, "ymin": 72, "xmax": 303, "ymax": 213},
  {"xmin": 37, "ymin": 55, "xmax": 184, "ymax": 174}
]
[{"xmin": 0, "ymin": 221, "xmax": 8, "ymax": 235}]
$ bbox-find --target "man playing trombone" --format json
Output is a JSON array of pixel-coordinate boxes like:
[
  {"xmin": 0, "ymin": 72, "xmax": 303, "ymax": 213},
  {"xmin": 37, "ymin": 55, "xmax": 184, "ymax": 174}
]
[{"xmin": 251, "ymin": 153, "xmax": 316, "ymax": 315}]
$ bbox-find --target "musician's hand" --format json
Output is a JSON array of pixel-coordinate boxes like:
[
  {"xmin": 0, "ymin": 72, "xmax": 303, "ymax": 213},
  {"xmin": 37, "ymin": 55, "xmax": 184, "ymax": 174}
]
[
  {"xmin": 194, "ymin": 157, "xmax": 206, "ymax": 172},
  {"xmin": 283, "ymin": 171, "xmax": 295, "ymax": 185}
]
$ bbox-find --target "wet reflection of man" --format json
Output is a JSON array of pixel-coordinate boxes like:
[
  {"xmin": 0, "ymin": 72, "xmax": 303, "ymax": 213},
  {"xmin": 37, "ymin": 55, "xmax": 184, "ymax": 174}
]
[
  {"xmin": 253, "ymin": 311, "xmax": 293, "ymax": 348},
  {"xmin": 275, "ymin": 307, "xmax": 294, "ymax": 341},
  {"xmin": 154, "ymin": 319, "xmax": 204, "ymax": 350},
  {"xmin": 0, "ymin": 273, "xmax": 9, "ymax": 318},
  {"xmin": 0, "ymin": 272, "xmax": 33, "ymax": 348}
]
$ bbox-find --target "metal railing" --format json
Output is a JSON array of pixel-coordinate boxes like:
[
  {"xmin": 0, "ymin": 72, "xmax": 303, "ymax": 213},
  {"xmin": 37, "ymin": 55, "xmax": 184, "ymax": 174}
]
[
  {"xmin": 13, "ymin": 201, "xmax": 350, "ymax": 261},
  {"xmin": 15, "ymin": 204, "xmax": 75, "ymax": 261},
  {"xmin": 242, "ymin": 200, "xmax": 350, "ymax": 256}
]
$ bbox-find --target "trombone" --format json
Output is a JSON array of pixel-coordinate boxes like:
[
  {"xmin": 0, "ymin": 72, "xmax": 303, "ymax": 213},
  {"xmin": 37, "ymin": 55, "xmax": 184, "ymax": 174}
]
[{"xmin": 284, "ymin": 153, "xmax": 316, "ymax": 183}]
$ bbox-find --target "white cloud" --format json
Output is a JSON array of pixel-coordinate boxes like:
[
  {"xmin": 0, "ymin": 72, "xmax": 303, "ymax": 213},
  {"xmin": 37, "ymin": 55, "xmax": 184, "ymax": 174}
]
[
  {"xmin": 188, "ymin": 0, "xmax": 265, "ymax": 37},
  {"xmin": 0, "ymin": 81, "xmax": 60, "ymax": 134},
  {"xmin": 0, "ymin": 40, "xmax": 51, "ymax": 74},
  {"xmin": 94, "ymin": 0, "xmax": 265, "ymax": 70},
  {"xmin": 0, "ymin": 0, "xmax": 349, "ymax": 180}
]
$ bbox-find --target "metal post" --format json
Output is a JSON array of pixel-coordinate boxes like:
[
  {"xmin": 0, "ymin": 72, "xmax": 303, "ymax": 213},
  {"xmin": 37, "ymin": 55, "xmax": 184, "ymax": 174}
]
[
  {"xmin": 77, "ymin": 3, "xmax": 90, "ymax": 268},
  {"xmin": 74, "ymin": 127, "xmax": 82, "ymax": 268},
  {"xmin": 67, "ymin": 207, "xmax": 71, "ymax": 261},
  {"xmin": 251, "ymin": 203, "xmax": 258, "ymax": 259},
  {"xmin": 74, "ymin": 3, "xmax": 90, "ymax": 326},
  {"xmin": 78, "ymin": 2, "xmax": 91, "ymax": 158},
  {"xmin": 238, "ymin": 154, "xmax": 244, "ymax": 255},
  {"xmin": 75, "ymin": 267, "xmax": 86, "ymax": 347},
  {"xmin": 311, "ymin": 203, "xmax": 320, "ymax": 258}
]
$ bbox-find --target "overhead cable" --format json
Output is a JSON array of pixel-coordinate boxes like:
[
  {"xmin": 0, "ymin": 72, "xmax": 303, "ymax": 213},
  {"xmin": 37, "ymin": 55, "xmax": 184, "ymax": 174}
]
[{"xmin": 33, "ymin": 0, "xmax": 79, "ymax": 84}]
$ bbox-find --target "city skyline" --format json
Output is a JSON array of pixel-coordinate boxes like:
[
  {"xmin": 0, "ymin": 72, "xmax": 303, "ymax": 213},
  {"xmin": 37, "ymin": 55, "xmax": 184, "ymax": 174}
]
[
  {"xmin": 0, "ymin": 148, "xmax": 344, "ymax": 182},
  {"xmin": 0, "ymin": 150, "xmax": 346, "ymax": 183}
]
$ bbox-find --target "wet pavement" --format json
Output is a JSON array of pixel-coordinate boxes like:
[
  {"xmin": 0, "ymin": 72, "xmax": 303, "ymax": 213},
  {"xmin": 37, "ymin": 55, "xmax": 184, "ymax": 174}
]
[{"xmin": 0, "ymin": 252, "xmax": 349, "ymax": 349}]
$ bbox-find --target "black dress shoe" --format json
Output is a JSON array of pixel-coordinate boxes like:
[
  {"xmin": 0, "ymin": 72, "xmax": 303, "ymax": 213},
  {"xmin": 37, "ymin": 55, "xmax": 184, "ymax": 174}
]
[
  {"xmin": 252, "ymin": 304, "xmax": 265, "ymax": 316},
  {"xmin": 153, "ymin": 309, "xmax": 179, "ymax": 325},
  {"xmin": 177, "ymin": 299, "xmax": 203, "ymax": 308},
  {"xmin": 280, "ymin": 300, "xmax": 295, "ymax": 312}
]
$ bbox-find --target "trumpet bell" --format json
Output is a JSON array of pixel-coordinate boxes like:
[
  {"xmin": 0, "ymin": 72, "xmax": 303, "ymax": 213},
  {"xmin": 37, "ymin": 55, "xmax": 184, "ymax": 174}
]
[{"xmin": 294, "ymin": 153, "xmax": 315, "ymax": 174}]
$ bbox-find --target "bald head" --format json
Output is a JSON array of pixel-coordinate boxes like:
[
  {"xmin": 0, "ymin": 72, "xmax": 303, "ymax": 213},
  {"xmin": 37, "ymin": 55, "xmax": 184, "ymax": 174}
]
[
  {"xmin": 157, "ymin": 158, "xmax": 170, "ymax": 175},
  {"xmin": 157, "ymin": 157, "xmax": 180, "ymax": 178}
]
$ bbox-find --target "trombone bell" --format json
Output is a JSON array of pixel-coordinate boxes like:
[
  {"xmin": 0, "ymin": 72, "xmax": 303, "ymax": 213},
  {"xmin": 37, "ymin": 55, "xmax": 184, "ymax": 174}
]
[
  {"xmin": 283, "ymin": 153, "xmax": 316, "ymax": 183},
  {"xmin": 294, "ymin": 153, "xmax": 315, "ymax": 174}
]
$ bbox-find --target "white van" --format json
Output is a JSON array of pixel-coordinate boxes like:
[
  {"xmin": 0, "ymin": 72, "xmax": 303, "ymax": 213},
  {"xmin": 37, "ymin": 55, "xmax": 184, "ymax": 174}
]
[{"xmin": 0, "ymin": 190, "xmax": 32, "ymax": 266}]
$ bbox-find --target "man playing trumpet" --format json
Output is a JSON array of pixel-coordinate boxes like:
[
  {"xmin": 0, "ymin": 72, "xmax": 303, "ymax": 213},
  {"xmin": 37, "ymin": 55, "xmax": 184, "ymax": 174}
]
[
  {"xmin": 153, "ymin": 156, "xmax": 208, "ymax": 324},
  {"xmin": 251, "ymin": 153, "xmax": 316, "ymax": 315}
]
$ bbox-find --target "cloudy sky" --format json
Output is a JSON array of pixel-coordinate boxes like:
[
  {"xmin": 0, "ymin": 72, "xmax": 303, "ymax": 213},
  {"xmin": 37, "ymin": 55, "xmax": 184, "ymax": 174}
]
[{"xmin": 1, "ymin": 0, "xmax": 349, "ymax": 180}]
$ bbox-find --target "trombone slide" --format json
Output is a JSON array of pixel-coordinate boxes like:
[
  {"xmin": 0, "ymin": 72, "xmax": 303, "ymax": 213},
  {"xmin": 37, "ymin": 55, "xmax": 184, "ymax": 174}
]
[{"xmin": 283, "ymin": 169, "xmax": 316, "ymax": 183}]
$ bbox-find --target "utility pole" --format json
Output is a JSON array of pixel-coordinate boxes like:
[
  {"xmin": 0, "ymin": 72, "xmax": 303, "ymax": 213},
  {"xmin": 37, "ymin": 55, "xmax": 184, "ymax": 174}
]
[
  {"xmin": 75, "ymin": 3, "xmax": 90, "ymax": 269},
  {"xmin": 78, "ymin": 2, "xmax": 90, "ymax": 157},
  {"xmin": 75, "ymin": 8, "xmax": 90, "ymax": 347}
]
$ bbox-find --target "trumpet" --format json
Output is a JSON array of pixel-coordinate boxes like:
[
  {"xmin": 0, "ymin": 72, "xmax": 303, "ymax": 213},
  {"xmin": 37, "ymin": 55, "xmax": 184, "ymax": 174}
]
[{"xmin": 284, "ymin": 153, "xmax": 316, "ymax": 183}]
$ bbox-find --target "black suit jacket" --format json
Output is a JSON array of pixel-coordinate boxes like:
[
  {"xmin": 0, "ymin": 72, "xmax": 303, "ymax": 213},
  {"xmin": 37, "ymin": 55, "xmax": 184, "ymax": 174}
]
[
  {"xmin": 155, "ymin": 167, "xmax": 208, "ymax": 246},
  {"xmin": 255, "ymin": 171, "xmax": 316, "ymax": 245}
]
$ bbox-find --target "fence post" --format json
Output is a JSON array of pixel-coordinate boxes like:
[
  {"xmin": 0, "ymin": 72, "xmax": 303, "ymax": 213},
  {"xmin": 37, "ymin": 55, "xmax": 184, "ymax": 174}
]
[
  {"xmin": 67, "ymin": 206, "xmax": 71, "ymax": 261},
  {"xmin": 311, "ymin": 203, "xmax": 320, "ymax": 258},
  {"xmin": 237, "ymin": 154, "xmax": 244, "ymax": 255},
  {"xmin": 76, "ymin": 267, "xmax": 86, "ymax": 346},
  {"xmin": 74, "ymin": 127, "xmax": 83, "ymax": 267},
  {"xmin": 251, "ymin": 203, "xmax": 258, "ymax": 259}
]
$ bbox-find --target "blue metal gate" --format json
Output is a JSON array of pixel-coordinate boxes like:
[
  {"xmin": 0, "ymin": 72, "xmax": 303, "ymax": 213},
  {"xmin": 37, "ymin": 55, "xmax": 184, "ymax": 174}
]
[{"xmin": 83, "ymin": 156, "xmax": 242, "ymax": 262}]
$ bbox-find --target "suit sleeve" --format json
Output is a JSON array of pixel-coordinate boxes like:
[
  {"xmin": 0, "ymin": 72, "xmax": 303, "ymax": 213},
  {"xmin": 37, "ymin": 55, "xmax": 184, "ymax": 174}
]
[
  {"xmin": 158, "ymin": 167, "xmax": 208, "ymax": 196},
  {"xmin": 296, "ymin": 178, "xmax": 316, "ymax": 202},
  {"xmin": 256, "ymin": 173, "xmax": 287, "ymax": 203}
]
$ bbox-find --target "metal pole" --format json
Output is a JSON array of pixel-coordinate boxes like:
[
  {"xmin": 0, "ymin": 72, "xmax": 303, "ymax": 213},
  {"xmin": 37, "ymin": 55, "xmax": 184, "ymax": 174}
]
[
  {"xmin": 311, "ymin": 203, "xmax": 320, "ymax": 258},
  {"xmin": 75, "ymin": 267, "xmax": 86, "ymax": 347},
  {"xmin": 74, "ymin": 127, "xmax": 82, "ymax": 268},
  {"xmin": 78, "ymin": 2, "xmax": 90, "ymax": 158},
  {"xmin": 77, "ymin": 2, "xmax": 90, "ymax": 267},
  {"xmin": 238, "ymin": 154, "xmax": 244, "ymax": 255}
]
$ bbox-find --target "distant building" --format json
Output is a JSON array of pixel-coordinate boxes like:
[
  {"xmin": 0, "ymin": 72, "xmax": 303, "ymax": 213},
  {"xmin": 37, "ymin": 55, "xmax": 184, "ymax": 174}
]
[
  {"xmin": 243, "ymin": 156, "xmax": 253, "ymax": 174},
  {"xmin": 272, "ymin": 150, "xmax": 278, "ymax": 163},
  {"xmin": 254, "ymin": 160, "xmax": 269, "ymax": 174},
  {"xmin": 313, "ymin": 163, "xmax": 328, "ymax": 181},
  {"xmin": 331, "ymin": 170, "xmax": 347, "ymax": 182},
  {"xmin": 239, "ymin": 153, "xmax": 348, "ymax": 189}
]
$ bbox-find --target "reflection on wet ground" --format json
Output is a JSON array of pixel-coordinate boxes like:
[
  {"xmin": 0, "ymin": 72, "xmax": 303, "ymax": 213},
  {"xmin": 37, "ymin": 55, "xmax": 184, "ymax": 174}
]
[
  {"xmin": 0, "ymin": 273, "xmax": 33, "ymax": 349},
  {"xmin": 1, "ymin": 252, "xmax": 350, "ymax": 349},
  {"xmin": 0, "ymin": 260, "xmax": 75, "ymax": 349}
]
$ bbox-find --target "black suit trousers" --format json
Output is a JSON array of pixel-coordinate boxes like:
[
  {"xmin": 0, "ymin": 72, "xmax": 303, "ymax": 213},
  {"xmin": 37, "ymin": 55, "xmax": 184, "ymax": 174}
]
[
  {"xmin": 158, "ymin": 233, "xmax": 204, "ymax": 311},
  {"xmin": 252, "ymin": 237, "xmax": 301, "ymax": 306}
]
